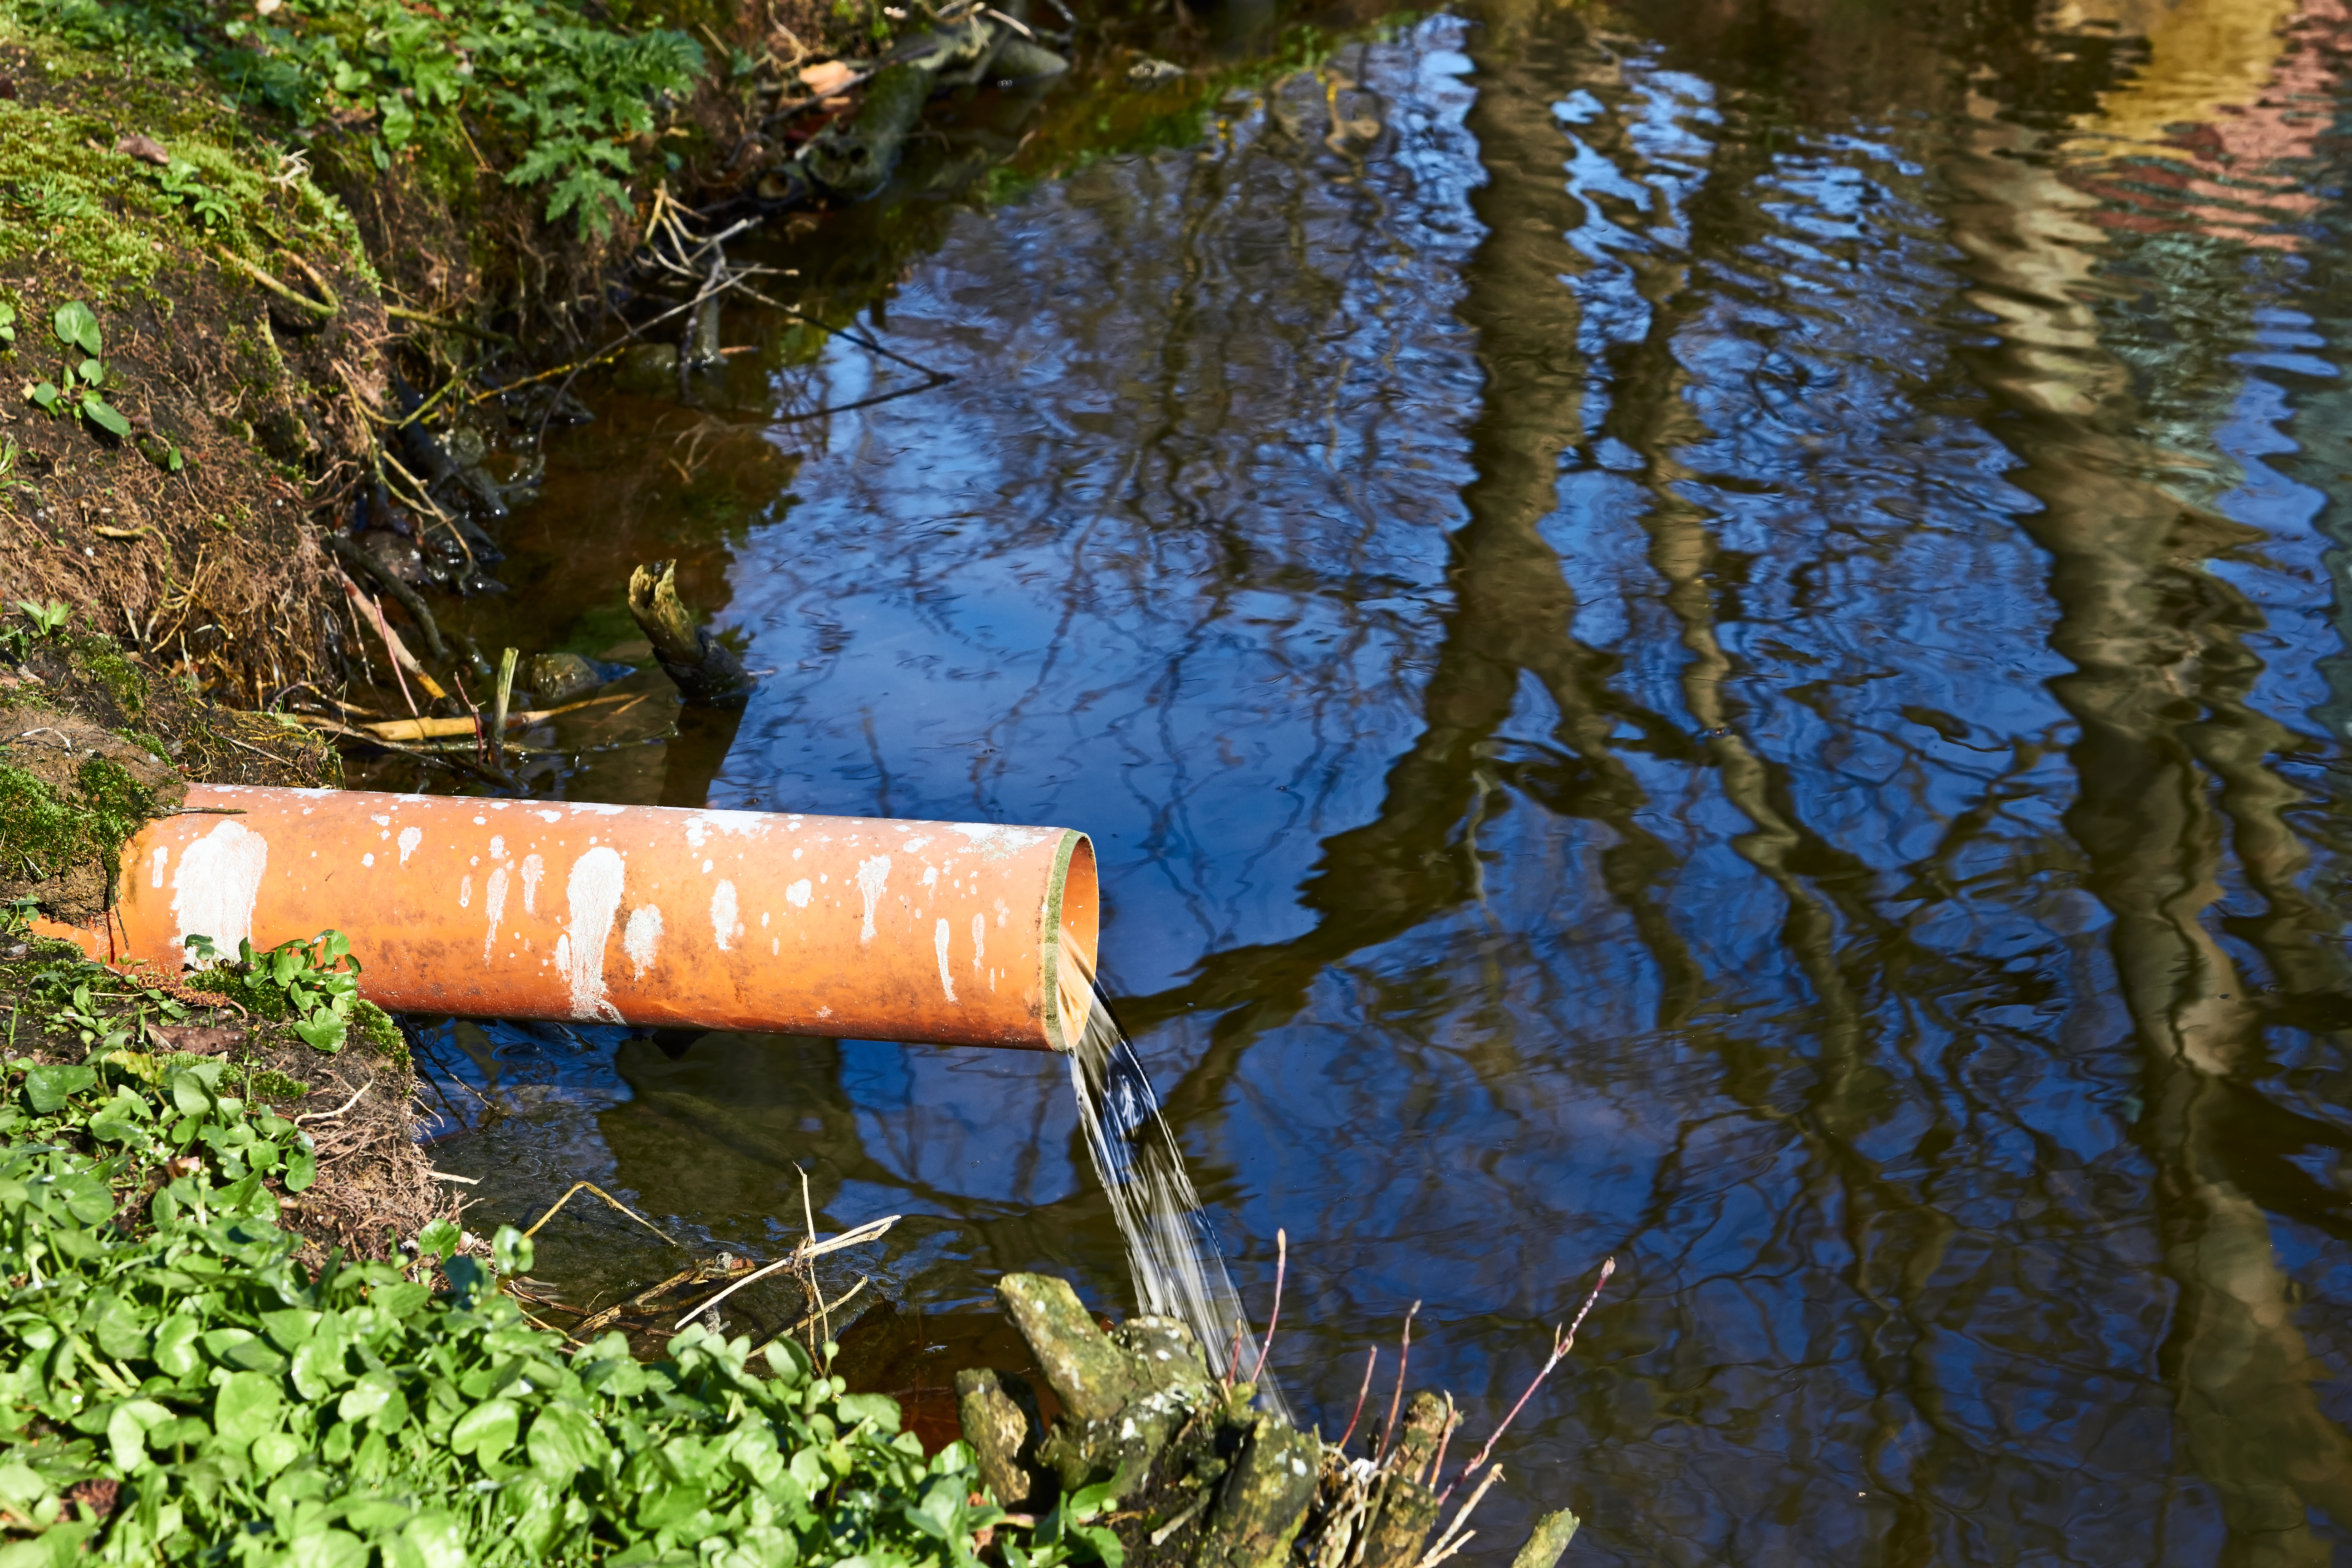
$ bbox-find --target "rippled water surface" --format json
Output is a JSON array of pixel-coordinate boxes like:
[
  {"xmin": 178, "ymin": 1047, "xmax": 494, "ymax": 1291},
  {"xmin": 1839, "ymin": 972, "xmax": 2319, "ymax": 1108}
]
[{"xmin": 408, "ymin": 0, "xmax": 2352, "ymax": 1558}]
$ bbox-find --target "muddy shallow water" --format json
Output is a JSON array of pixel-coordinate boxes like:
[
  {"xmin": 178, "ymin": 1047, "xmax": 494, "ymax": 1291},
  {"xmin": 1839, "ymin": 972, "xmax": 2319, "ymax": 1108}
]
[{"xmin": 394, "ymin": 0, "xmax": 2352, "ymax": 1559}]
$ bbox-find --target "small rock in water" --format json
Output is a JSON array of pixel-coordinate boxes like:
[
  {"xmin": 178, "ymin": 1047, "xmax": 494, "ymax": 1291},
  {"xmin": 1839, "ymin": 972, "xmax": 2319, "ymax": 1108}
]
[
  {"xmin": 616, "ymin": 343, "xmax": 681, "ymax": 395},
  {"xmin": 358, "ymin": 529, "xmax": 430, "ymax": 586},
  {"xmin": 525, "ymin": 651, "xmax": 631, "ymax": 703}
]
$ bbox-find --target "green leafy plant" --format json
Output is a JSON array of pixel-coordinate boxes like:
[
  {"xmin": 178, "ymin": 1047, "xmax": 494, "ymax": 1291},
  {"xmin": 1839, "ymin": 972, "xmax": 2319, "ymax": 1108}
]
[
  {"xmin": 2, "ymin": 599, "xmax": 70, "ymax": 661},
  {"xmin": 182, "ymin": 930, "xmax": 361, "ymax": 1053},
  {"xmin": 0, "ymin": 303, "xmax": 15, "ymax": 348},
  {"xmin": 154, "ymin": 160, "xmax": 234, "ymax": 230},
  {"xmin": 0, "ymin": 1045, "xmax": 1052, "ymax": 1567},
  {"xmin": 27, "ymin": 0, "xmax": 703, "ymax": 237},
  {"xmin": 22, "ymin": 303, "xmax": 132, "ymax": 440}
]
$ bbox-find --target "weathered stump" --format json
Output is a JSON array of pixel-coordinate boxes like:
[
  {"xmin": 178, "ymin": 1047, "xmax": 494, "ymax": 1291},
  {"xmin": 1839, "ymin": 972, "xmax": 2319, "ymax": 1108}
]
[
  {"xmin": 625, "ymin": 558, "xmax": 756, "ymax": 708},
  {"xmin": 963, "ymin": 1277, "xmax": 1587, "ymax": 1568}
]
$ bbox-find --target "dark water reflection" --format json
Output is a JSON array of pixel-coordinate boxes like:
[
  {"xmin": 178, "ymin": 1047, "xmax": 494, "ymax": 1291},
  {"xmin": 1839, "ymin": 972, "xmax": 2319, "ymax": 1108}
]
[{"xmin": 411, "ymin": 0, "xmax": 2352, "ymax": 1559}]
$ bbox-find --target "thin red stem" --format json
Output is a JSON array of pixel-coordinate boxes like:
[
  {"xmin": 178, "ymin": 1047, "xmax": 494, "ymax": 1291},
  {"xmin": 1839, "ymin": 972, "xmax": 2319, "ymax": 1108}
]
[
  {"xmin": 1336, "ymin": 1346, "xmax": 1378, "ymax": 1452},
  {"xmin": 1374, "ymin": 1300, "xmax": 1421, "ymax": 1465},
  {"xmin": 1249, "ymin": 1229, "xmax": 1286, "ymax": 1384},
  {"xmin": 1440, "ymin": 1258, "xmax": 1615, "ymax": 1503},
  {"xmin": 1424, "ymin": 1404, "xmax": 1459, "ymax": 1486}
]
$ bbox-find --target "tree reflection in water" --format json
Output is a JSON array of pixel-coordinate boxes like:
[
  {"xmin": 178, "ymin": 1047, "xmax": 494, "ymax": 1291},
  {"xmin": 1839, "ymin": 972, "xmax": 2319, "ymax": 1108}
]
[{"xmin": 415, "ymin": 0, "xmax": 2352, "ymax": 1559}]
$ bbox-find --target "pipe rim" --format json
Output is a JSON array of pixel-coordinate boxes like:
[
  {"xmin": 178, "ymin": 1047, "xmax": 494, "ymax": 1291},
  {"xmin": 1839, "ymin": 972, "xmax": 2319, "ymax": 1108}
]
[{"xmin": 1042, "ymin": 829, "xmax": 1098, "ymax": 1053}]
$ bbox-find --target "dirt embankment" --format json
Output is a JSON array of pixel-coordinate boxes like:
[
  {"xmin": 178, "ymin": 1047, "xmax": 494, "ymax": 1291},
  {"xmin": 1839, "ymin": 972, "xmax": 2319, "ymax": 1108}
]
[{"xmin": 0, "ymin": 0, "xmax": 910, "ymax": 1255}]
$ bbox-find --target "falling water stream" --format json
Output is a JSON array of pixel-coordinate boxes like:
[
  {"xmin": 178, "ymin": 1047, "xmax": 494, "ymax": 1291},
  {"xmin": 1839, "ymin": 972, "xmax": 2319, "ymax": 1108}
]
[
  {"xmin": 1059, "ymin": 939, "xmax": 1286, "ymax": 1412},
  {"xmin": 382, "ymin": 0, "xmax": 2352, "ymax": 1559}
]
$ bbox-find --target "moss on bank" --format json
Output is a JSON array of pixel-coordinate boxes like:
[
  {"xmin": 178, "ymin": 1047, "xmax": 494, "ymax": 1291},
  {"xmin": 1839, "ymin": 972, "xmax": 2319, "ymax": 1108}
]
[
  {"xmin": 0, "ymin": 612, "xmax": 335, "ymax": 924},
  {"xmin": 0, "ymin": 4, "xmax": 390, "ymax": 700}
]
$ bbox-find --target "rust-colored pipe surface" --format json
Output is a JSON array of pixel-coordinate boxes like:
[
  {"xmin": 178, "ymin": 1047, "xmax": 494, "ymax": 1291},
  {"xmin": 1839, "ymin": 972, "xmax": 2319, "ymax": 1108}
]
[{"xmin": 34, "ymin": 785, "xmax": 1098, "ymax": 1051}]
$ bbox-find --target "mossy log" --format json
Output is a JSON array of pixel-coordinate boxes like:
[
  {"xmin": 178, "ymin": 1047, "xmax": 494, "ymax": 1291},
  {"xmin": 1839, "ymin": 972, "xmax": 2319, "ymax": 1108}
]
[
  {"xmin": 956, "ymin": 1367, "xmax": 1041, "ymax": 1509},
  {"xmin": 1196, "ymin": 1416, "xmax": 1319, "ymax": 1568},
  {"xmin": 1509, "ymin": 1509, "xmax": 1581, "ymax": 1568}
]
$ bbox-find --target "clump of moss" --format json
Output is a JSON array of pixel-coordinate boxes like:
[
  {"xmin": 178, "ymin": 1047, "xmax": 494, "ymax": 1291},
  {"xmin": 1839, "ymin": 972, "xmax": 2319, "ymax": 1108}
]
[
  {"xmin": 351, "ymin": 997, "xmax": 406, "ymax": 1063},
  {"xmin": 0, "ymin": 707, "xmax": 182, "ymax": 921},
  {"xmin": 182, "ymin": 962, "xmax": 290, "ymax": 1021},
  {"xmin": 249, "ymin": 1068, "xmax": 313, "ymax": 1099}
]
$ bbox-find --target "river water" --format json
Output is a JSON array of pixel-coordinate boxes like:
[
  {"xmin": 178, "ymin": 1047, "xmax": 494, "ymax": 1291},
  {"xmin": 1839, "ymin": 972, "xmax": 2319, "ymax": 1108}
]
[{"xmin": 396, "ymin": 0, "xmax": 2352, "ymax": 1560}]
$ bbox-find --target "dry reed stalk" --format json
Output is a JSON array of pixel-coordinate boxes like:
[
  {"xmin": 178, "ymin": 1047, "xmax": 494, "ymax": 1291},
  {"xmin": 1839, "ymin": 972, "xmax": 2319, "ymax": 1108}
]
[
  {"xmin": 520, "ymin": 1181, "xmax": 681, "ymax": 1247},
  {"xmin": 1416, "ymin": 1465, "xmax": 1503, "ymax": 1568},
  {"xmin": 363, "ymin": 691, "xmax": 632, "ymax": 741},
  {"xmin": 672, "ymin": 1214, "xmax": 899, "ymax": 1332}
]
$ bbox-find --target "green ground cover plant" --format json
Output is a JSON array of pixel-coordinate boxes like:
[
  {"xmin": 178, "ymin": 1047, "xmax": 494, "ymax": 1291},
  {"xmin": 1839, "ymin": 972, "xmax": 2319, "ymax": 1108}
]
[
  {"xmin": 181, "ymin": 931, "xmax": 383, "ymax": 1054},
  {"xmin": 20, "ymin": 0, "xmax": 702, "ymax": 235},
  {"xmin": 0, "ymin": 925, "xmax": 1071, "ymax": 1566}
]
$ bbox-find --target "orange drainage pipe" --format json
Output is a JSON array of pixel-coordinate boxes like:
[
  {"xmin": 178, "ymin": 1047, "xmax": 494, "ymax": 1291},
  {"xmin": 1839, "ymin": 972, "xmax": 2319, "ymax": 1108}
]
[{"xmin": 33, "ymin": 785, "xmax": 1098, "ymax": 1052}]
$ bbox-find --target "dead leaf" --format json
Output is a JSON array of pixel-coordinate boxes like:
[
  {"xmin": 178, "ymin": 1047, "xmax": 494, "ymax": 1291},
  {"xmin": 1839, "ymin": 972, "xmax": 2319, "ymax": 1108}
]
[
  {"xmin": 114, "ymin": 133, "xmax": 169, "ymax": 166},
  {"xmin": 149, "ymin": 1024, "xmax": 241, "ymax": 1055},
  {"xmin": 799, "ymin": 59, "xmax": 857, "ymax": 95}
]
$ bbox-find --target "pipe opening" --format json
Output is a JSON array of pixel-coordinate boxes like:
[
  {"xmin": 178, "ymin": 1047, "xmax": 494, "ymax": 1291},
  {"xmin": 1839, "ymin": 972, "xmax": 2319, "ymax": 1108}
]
[{"xmin": 1050, "ymin": 832, "xmax": 1099, "ymax": 1052}]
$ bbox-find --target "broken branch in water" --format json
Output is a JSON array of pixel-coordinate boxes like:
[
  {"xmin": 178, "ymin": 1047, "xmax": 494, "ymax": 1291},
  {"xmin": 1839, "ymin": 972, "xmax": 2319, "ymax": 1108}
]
[
  {"xmin": 331, "ymin": 566, "xmax": 444, "ymax": 709},
  {"xmin": 361, "ymin": 691, "xmax": 634, "ymax": 741},
  {"xmin": 627, "ymin": 558, "xmax": 757, "ymax": 707},
  {"xmin": 324, "ymin": 533, "xmax": 449, "ymax": 663}
]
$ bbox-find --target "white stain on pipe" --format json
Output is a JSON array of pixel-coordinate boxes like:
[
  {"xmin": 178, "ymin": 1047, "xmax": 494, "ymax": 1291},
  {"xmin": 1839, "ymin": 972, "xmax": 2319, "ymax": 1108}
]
[
  {"xmin": 711, "ymin": 880, "xmax": 739, "ymax": 952},
  {"xmin": 624, "ymin": 904, "xmax": 663, "ymax": 977},
  {"xmin": 172, "ymin": 819, "xmax": 269, "ymax": 958},
  {"xmin": 482, "ymin": 865, "xmax": 510, "ymax": 961},
  {"xmin": 935, "ymin": 917, "xmax": 957, "ymax": 1003},
  {"xmin": 150, "ymin": 845, "xmax": 168, "ymax": 889},
  {"xmin": 971, "ymin": 912, "xmax": 986, "ymax": 974},
  {"xmin": 520, "ymin": 853, "xmax": 544, "ymax": 914},
  {"xmin": 786, "ymin": 878, "xmax": 812, "ymax": 908},
  {"xmin": 855, "ymin": 855, "xmax": 891, "ymax": 944},
  {"xmin": 562, "ymin": 846, "xmax": 626, "ymax": 1021},
  {"xmin": 397, "ymin": 826, "xmax": 422, "ymax": 866}
]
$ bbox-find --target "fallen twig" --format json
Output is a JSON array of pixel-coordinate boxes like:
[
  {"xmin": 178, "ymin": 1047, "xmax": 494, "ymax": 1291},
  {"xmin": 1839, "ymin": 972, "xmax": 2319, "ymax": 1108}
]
[
  {"xmin": 521, "ymin": 1181, "xmax": 681, "ymax": 1248},
  {"xmin": 768, "ymin": 1274, "xmax": 869, "ymax": 1346},
  {"xmin": 364, "ymin": 691, "xmax": 634, "ymax": 741},
  {"xmin": 1416, "ymin": 1466, "xmax": 1501, "ymax": 1568}
]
